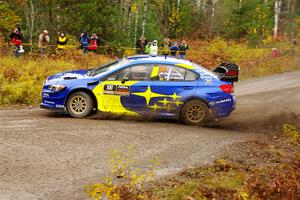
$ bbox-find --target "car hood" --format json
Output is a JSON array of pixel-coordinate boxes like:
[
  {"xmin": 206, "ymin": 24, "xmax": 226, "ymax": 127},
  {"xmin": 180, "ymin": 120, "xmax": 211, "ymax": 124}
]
[
  {"xmin": 47, "ymin": 69, "xmax": 89, "ymax": 80},
  {"xmin": 45, "ymin": 69, "xmax": 93, "ymax": 85}
]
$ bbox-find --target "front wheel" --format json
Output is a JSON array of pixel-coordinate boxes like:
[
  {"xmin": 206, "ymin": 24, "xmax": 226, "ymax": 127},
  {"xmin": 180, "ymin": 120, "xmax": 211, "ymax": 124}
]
[
  {"xmin": 181, "ymin": 100, "xmax": 209, "ymax": 126},
  {"xmin": 66, "ymin": 91, "xmax": 94, "ymax": 118}
]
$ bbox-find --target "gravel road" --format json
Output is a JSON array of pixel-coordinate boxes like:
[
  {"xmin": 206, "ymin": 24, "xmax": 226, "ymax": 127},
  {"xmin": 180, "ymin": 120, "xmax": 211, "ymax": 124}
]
[{"xmin": 0, "ymin": 71, "xmax": 299, "ymax": 200}]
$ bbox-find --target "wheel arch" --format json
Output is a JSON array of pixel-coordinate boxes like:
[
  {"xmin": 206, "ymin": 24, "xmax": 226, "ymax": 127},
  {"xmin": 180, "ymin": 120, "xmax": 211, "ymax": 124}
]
[{"xmin": 65, "ymin": 88, "xmax": 98, "ymax": 109}]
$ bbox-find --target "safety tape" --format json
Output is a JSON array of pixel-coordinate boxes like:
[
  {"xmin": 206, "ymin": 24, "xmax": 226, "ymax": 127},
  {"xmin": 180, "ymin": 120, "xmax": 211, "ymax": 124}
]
[{"xmin": 4, "ymin": 43, "xmax": 197, "ymax": 53}]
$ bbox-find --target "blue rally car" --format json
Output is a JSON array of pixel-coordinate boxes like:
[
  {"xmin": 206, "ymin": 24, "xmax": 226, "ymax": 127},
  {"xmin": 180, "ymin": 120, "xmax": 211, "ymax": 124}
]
[{"xmin": 41, "ymin": 56, "xmax": 239, "ymax": 125}]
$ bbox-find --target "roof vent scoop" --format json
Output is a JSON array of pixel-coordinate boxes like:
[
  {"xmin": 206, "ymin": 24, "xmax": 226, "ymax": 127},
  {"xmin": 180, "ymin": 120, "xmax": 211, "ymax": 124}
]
[{"xmin": 213, "ymin": 63, "xmax": 240, "ymax": 82}]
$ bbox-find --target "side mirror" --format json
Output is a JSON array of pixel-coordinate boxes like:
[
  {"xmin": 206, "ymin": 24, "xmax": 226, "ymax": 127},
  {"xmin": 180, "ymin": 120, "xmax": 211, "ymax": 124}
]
[{"xmin": 121, "ymin": 77, "xmax": 129, "ymax": 84}]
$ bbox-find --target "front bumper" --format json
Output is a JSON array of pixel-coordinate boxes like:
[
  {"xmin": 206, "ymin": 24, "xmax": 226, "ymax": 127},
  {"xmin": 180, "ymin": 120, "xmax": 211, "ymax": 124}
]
[
  {"xmin": 40, "ymin": 90, "xmax": 67, "ymax": 110},
  {"xmin": 40, "ymin": 102, "xmax": 65, "ymax": 110}
]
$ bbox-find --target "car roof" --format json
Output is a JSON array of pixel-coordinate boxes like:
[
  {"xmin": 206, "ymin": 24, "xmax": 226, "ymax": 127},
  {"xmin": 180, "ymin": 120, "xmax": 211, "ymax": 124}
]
[{"xmin": 126, "ymin": 55, "xmax": 195, "ymax": 66}]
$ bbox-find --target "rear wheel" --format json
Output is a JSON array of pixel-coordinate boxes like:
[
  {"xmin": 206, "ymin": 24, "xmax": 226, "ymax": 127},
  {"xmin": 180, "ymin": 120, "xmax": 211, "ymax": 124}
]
[
  {"xmin": 181, "ymin": 100, "xmax": 209, "ymax": 126},
  {"xmin": 66, "ymin": 91, "xmax": 94, "ymax": 118}
]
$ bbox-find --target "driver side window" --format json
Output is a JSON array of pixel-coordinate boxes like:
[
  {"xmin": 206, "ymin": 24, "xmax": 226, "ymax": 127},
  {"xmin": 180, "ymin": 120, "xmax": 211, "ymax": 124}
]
[{"xmin": 105, "ymin": 65, "xmax": 152, "ymax": 81}]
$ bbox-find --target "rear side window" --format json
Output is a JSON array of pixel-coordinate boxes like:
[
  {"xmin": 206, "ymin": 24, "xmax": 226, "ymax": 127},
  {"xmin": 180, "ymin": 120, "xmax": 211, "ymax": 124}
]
[{"xmin": 152, "ymin": 65, "xmax": 199, "ymax": 81}]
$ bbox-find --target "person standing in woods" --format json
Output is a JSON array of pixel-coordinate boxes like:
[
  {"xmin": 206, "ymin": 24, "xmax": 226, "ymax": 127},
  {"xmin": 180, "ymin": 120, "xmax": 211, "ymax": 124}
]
[
  {"xmin": 79, "ymin": 32, "xmax": 89, "ymax": 53},
  {"xmin": 145, "ymin": 41, "xmax": 152, "ymax": 54},
  {"xmin": 150, "ymin": 40, "xmax": 158, "ymax": 56},
  {"xmin": 136, "ymin": 36, "xmax": 148, "ymax": 54},
  {"xmin": 38, "ymin": 30, "xmax": 50, "ymax": 55},
  {"xmin": 88, "ymin": 33, "xmax": 100, "ymax": 53},
  {"xmin": 178, "ymin": 40, "xmax": 189, "ymax": 59},
  {"xmin": 9, "ymin": 25, "xmax": 24, "ymax": 57},
  {"xmin": 57, "ymin": 32, "xmax": 68, "ymax": 50},
  {"xmin": 161, "ymin": 38, "xmax": 172, "ymax": 58},
  {"xmin": 170, "ymin": 42, "xmax": 179, "ymax": 57}
]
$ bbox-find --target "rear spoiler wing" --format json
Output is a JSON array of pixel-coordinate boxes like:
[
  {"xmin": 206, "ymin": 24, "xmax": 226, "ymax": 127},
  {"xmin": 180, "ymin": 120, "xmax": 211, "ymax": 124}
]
[{"xmin": 213, "ymin": 63, "xmax": 240, "ymax": 82}]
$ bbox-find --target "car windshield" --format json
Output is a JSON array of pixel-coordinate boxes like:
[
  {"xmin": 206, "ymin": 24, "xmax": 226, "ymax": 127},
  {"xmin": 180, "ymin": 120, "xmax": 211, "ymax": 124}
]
[{"xmin": 87, "ymin": 60, "xmax": 121, "ymax": 77}]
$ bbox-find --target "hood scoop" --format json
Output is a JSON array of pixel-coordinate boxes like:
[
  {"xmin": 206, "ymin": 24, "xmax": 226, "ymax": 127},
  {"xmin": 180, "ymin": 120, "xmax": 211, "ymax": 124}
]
[{"xmin": 63, "ymin": 76, "xmax": 77, "ymax": 80}]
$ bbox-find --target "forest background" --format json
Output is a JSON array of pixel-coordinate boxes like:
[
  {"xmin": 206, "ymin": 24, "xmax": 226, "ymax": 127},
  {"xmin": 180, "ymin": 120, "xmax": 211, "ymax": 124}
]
[{"xmin": 0, "ymin": 0, "xmax": 299, "ymax": 48}]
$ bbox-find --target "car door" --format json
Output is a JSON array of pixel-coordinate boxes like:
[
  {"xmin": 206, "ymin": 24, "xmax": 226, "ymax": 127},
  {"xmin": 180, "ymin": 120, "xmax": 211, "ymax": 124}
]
[
  {"xmin": 96, "ymin": 64, "xmax": 152, "ymax": 115},
  {"xmin": 149, "ymin": 64, "xmax": 199, "ymax": 116}
]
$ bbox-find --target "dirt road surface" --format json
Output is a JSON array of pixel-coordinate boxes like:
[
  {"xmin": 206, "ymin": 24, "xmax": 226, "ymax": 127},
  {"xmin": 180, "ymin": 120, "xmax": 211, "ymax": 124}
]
[{"xmin": 1, "ymin": 71, "xmax": 299, "ymax": 200}]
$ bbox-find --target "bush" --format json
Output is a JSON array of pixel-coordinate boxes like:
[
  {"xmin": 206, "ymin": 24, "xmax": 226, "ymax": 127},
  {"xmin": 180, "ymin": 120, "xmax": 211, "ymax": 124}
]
[{"xmin": 0, "ymin": 54, "xmax": 112, "ymax": 105}]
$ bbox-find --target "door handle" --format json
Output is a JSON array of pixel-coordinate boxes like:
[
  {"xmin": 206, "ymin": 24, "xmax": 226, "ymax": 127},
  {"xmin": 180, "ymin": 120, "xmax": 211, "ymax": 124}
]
[{"xmin": 183, "ymin": 86, "xmax": 193, "ymax": 90}]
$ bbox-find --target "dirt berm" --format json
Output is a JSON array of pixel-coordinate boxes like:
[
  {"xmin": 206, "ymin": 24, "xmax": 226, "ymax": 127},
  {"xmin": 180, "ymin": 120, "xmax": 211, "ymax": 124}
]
[{"xmin": 0, "ymin": 71, "xmax": 299, "ymax": 200}]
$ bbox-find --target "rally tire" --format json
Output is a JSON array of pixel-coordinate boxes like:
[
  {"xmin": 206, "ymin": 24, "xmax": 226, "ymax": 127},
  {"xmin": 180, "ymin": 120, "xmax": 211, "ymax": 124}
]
[
  {"xmin": 66, "ymin": 91, "xmax": 94, "ymax": 118},
  {"xmin": 181, "ymin": 100, "xmax": 209, "ymax": 126}
]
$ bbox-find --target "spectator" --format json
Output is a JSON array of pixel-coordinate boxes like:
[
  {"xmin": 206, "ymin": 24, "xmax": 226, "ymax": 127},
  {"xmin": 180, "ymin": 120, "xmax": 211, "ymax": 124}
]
[
  {"xmin": 161, "ymin": 38, "xmax": 171, "ymax": 58},
  {"xmin": 145, "ymin": 42, "xmax": 152, "ymax": 54},
  {"xmin": 38, "ymin": 30, "xmax": 50, "ymax": 55},
  {"xmin": 88, "ymin": 33, "xmax": 100, "ymax": 53},
  {"xmin": 170, "ymin": 42, "xmax": 179, "ymax": 57},
  {"xmin": 136, "ymin": 36, "xmax": 148, "ymax": 54},
  {"xmin": 150, "ymin": 40, "xmax": 158, "ymax": 56},
  {"xmin": 178, "ymin": 40, "xmax": 189, "ymax": 59},
  {"xmin": 57, "ymin": 32, "xmax": 68, "ymax": 50},
  {"xmin": 9, "ymin": 25, "xmax": 24, "ymax": 57},
  {"xmin": 79, "ymin": 32, "xmax": 89, "ymax": 53}
]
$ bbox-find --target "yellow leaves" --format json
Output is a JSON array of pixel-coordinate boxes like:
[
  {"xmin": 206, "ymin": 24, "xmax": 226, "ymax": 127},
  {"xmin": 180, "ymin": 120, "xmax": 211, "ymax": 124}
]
[
  {"xmin": 282, "ymin": 124, "xmax": 299, "ymax": 145},
  {"xmin": 238, "ymin": 191, "xmax": 248, "ymax": 200},
  {"xmin": 86, "ymin": 145, "xmax": 160, "ymax": 199},
  {"xmin": 168, "ymin": 6, "xmax": 182, "ymax": 34},
  {"xmin": 131, "ymin": 3, "xmax": 138, "ymax": 13}
]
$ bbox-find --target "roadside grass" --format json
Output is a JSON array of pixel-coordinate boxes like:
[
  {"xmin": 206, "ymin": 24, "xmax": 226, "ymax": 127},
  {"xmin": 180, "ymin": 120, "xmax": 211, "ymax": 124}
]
[
  {"xmin": 0, "ymin": 51, "xmax": 113, "ymax": 105},
  {"xmin": 0, "ymin": 39, "xmax": 299, "ymax": 105},
  {"xmin": 147, "ymin": 124, "xmax": 300, "ymax": 200},
  {"xmin": 187, "ymin": 38, "xmax": 300, "ymax": 80},
  {"xmin": 85, "ymin": 124, "xmax": 299, "ymax": 200}
]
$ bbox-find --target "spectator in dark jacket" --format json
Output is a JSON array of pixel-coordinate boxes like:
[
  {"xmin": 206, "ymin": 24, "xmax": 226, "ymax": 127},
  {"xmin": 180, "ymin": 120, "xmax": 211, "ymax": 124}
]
[
  {"xmin": 79, "ymin": 32, "xmax": 89, "ymax": 53},
  {"xmin": 179, "ymin": 40, "xmax": 189, "ymax": 59},
  {"xmin": 136, "ymin": 36, "xmax": 148, "ymax": 54},
  {"xmin": 170, "ymin": 42, "xmax": 179, "ymax": 57}
]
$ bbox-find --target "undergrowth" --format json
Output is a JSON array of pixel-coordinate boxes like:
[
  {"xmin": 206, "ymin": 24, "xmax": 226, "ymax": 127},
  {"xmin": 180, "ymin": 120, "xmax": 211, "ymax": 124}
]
[
  {"xmin": 0, "ymin": 50, "xmax": 113, "ymax": 105},
  {"xmin": 85, "ymin": 124, "xmax": 300, "ymax": 200}
]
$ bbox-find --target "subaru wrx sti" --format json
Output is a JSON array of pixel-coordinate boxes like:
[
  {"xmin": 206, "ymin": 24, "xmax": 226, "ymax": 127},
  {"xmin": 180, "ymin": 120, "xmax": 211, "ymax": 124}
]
[{"xmin": 41, "ymin": 56, "xmax": 239, "ymax": 125}]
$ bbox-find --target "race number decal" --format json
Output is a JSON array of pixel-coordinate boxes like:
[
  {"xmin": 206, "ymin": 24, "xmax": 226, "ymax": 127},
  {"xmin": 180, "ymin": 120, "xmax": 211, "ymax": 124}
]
[{"xmin": 104, "ymin": 84, "xmax": 130, "ymax": 96}]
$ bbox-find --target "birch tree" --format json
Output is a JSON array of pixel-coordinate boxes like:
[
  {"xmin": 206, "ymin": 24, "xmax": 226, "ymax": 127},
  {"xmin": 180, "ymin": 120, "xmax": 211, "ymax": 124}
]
[
  {"xmin": 274, "ymin": 0, "xmax": 282, "ymax": 39},
  {"xmin": 133, "ymin": 1, "xmax": 139, "ymax": 47},
  {"xmin": 141, "ymin": 0, "xmax": 148, "ymax": 37}
]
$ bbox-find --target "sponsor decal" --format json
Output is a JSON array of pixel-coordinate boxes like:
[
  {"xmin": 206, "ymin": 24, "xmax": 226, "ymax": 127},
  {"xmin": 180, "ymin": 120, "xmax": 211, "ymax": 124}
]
[
  {"xmin": 209, "ymin": 98, "xmax": 232, "ymax": 106},
  {"xmin": 56, "ymin": 104, "xmax": 64, "ymax": 108},
  {"xmin": 104, "ymin": 84, "xmax": 130, "ymax": 96},
  {"xmin": 215, "ymin": 98, "xmax": 232, "ymax": 104},
  {"xmin": 42, "ymin": 93, "xmax": 49, "ymax": 97},
  {"xmin": 204, "ymin": 78, "xmax": 213, "ymax": 84},
  {"xmin": 44, "ymin": 100, "xmax": 55, "ymax": 104}
]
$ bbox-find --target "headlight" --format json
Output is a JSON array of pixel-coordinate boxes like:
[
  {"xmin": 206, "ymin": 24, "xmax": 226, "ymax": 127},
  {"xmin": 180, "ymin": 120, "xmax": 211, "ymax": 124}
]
[{"xmin": 48, "ymin": 85, "xmax": 66, "ymax": 92}]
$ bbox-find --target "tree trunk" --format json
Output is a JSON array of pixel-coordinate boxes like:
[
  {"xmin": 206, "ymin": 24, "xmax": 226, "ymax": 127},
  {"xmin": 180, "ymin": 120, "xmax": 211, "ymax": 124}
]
[
  {"xmin": 127, "ymin": 0, "xmax": 133, "ymax": 37},
  {"xmin": 29, "ymin": 0, "xmax": 35, "ymax": 50},
  {"xmin": 177, "ymin": 0, "xmax": 180, "ymax": 14},
  {"xmin": 274, "ymin": 0, "xmax": 282, "ymax": 39},
  {"xmin": 141, "ymin": 0, "xmax": 148, "ymax": 37},
  {"xmin": 133, "ymin": 1, "xmax": 139, "ymax": 47}
]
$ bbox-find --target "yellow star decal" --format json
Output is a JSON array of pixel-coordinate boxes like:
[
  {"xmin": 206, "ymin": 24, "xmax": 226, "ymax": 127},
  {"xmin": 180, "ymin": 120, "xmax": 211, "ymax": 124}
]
[
  {"xmin": 158, "ymin": 98, "xmax": 170, "ymax": 106},
  {"xmin": 170, "ymin": 93, "xmax": 180, "ymax": 100},
  {"xmin": 149, "ymin": 104, "xmax": 164, "ymax": 111},
  {"xmin": 174, "ymin": 99, "xmax": 183, "ymax": 106},
  {"xmin": 132, "ymin": 86, "xmax": 181, "ymax": 106}
]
